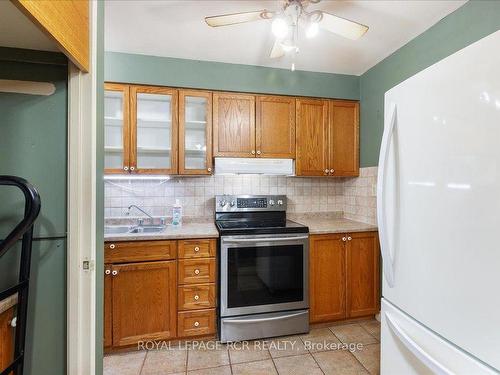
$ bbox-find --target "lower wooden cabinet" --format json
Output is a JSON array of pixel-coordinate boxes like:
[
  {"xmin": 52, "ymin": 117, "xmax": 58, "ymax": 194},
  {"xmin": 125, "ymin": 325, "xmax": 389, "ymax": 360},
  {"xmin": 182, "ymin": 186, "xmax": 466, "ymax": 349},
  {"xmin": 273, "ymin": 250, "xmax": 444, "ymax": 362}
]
[
  {"xmin": 104, "ymin": 238, "xmax": 217, "ymax": 349},
  {"xmin": 111, "ymin": 261, "xmax": 177, "ymax": 347},
  {"xmin": 309, "ymin": 231, "xmax": 380, "ymax": 323}
]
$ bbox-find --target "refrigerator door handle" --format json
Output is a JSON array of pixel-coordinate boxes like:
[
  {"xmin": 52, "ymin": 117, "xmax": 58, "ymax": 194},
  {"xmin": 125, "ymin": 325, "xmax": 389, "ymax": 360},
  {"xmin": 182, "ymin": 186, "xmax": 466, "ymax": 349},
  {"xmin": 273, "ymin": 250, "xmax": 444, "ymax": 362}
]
[
  {"xmin": 377, "ymin": 103, "xmax": 397, "ymax": 287},
  {"xmin": 385, "ymin": 311, "xmax": 454, "ymax": 375}
]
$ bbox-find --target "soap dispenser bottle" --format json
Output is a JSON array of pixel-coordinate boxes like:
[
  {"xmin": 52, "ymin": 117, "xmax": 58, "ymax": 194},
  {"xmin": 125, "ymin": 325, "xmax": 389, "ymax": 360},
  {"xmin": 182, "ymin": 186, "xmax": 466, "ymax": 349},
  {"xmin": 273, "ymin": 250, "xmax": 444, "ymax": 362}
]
[{"xmin": 172, "ymin": 199, "xmax": 183, "ymax": 227}]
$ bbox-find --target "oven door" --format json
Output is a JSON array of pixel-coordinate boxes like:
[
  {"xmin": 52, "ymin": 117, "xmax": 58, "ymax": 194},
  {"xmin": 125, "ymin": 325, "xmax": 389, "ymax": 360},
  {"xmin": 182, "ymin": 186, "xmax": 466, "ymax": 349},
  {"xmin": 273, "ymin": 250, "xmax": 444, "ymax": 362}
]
[{"xmin": 220, "ymin": 233, "xmax": 309, "ymax": 317}]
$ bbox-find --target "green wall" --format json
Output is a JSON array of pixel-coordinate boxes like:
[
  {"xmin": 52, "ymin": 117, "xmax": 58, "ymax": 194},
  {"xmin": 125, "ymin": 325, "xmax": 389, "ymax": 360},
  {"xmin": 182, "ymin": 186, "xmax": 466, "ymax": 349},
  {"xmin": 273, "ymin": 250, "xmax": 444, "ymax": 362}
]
[
  {"xmin": 105, "ymin": 51, "xmax": 360, "ymax": 100},
  {"xmin": 0, "ymin": 48, "xmax": 68, "ymax": 374},
  {"xmin": 359, "ymin": 0, "xmax": 500, "ymax": 167}
]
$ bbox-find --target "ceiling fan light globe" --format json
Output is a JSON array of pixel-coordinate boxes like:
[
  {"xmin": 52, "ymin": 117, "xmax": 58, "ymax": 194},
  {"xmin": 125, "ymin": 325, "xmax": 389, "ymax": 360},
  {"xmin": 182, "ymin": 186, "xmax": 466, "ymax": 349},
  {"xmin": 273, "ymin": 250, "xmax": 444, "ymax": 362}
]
[
  {"xmin": 272, "ymin": 17, "xmax": 289, "ymax": 39},
  {"xmin": 305, "ymin": 22, "xmax": 319, "ymax": 38}
]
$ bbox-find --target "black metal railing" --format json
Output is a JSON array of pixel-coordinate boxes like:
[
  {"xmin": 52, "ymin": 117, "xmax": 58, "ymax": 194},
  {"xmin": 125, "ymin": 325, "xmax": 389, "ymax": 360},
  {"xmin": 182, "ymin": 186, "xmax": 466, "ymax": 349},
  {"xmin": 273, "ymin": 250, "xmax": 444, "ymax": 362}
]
[{"xmin": 0, "ymin": 176, "xmax": 41, "ymax": 375}]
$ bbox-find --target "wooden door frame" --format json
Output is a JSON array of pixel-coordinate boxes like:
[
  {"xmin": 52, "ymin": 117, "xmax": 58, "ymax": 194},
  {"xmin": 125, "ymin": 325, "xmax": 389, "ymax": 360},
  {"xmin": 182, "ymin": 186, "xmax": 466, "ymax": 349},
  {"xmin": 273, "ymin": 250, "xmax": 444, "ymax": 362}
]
[
  {"xmin": 178, "ymin": 89, "xmax": 213, "ymax": 175},
  {"xmin": 67, "ymin": 1, "xmax": 98, "ymax": 373},
  {"xmin": 129, "ymin": 85, "xmax": 179, "ymax": 174}
]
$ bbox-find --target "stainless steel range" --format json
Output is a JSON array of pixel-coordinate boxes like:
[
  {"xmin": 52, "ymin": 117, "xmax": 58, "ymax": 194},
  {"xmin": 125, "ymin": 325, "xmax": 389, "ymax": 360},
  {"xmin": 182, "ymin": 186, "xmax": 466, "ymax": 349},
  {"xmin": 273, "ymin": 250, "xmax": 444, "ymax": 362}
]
[{"xmin": 215, "ymin": 195, "xmax": 309, "ymax": 342}]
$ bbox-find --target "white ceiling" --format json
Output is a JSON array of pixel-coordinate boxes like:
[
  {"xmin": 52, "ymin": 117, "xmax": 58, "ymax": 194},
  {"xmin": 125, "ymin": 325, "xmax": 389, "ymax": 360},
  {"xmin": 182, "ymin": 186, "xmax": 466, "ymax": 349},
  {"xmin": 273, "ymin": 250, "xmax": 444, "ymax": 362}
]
[
  {"xmin": 0, "ymin": 1, "xmax": 57, "ymax": 52},
  {"xmin": 105, "ymin": 0, "xmax": 466, "ymax": 75}
]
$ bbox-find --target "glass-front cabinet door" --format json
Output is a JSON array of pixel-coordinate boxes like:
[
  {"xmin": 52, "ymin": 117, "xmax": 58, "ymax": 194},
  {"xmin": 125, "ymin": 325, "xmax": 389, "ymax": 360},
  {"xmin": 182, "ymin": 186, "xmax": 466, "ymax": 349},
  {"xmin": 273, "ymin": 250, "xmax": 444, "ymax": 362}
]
[
  {"xmin": 130, "ymin": 86, "xmax": 178, "ymax": 174},
  {"xmin": 179, "ymin": 90, "xmax": 213, "ymax": 174},
  {"xmin": 104, "ymin": 83, "xmax": 130, "ymax": 173}
]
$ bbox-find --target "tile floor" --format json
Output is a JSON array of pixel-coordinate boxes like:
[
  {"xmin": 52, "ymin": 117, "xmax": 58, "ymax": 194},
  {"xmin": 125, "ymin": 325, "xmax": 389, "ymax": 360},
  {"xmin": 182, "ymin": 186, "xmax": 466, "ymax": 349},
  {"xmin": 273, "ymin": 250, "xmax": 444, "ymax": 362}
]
[{"xmin": 104, "ymin": 319, "xmax": 381, "ymax": 375}]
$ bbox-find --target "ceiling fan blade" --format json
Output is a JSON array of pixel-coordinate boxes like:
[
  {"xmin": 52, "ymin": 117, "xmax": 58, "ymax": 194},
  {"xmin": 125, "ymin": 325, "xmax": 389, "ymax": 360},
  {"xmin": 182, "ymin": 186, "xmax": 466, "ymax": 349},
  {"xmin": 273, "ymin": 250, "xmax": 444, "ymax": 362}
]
[
  {"xmin": 318, "ymin": 12, "xmax": 368, "ymax": 40},
  {"xmin": 270, "ymin": 39, "xmax": 285, "ymax": 59},
  {"xmin": 205, "ymin": 10, "xmax": 273, "ymax": 27}
]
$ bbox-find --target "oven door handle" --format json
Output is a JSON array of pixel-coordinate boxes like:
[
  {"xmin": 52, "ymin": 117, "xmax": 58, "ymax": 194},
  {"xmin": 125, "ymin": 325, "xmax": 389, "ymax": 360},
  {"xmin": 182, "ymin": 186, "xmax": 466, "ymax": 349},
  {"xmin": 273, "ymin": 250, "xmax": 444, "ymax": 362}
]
[
  {"xmin": 223, "ymin": 311, "xmax": 307, "ymax": 324},
  {"xmin": 223, "ymin": 236, "xmax": 309, "ymax": 244}
]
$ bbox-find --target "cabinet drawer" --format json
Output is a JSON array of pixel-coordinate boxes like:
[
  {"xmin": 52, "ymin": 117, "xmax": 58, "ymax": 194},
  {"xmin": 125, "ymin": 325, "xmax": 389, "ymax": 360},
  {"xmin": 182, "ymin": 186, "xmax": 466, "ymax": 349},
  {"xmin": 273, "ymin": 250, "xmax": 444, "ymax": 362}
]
[
  {"xmin": 178, "ymin": 239, "xmax": 216, "ymax": 259},
  {"xmin": 105, "ymin": 240, "xmax": 177, "ymax": 263},
  {"xmin": 178, "ymin": 284, "xmax": 215, "ymax": 311},
  {"xmin": 178, "ymin": 258, "xmax": 216, "ymax": 285},
  {"xmin": 178, "ymin": 309, "xmax": 216, "ymax": 337}
]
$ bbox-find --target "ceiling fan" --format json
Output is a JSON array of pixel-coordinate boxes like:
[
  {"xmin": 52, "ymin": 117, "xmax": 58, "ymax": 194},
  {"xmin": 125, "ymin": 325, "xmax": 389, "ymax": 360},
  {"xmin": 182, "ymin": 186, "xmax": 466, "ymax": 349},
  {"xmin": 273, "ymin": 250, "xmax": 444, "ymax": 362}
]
[{"xmin": 205, "ymin": 0, "xmax": 369, "ymax": 69}]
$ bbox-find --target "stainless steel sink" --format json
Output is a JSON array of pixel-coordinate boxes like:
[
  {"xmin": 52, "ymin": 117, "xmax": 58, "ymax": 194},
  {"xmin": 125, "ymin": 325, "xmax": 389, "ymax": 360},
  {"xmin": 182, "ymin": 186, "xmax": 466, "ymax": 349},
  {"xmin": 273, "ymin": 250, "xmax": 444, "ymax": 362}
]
[
  {"xmin": 104, "ymin": 225, "xmax": 166, "ymax": 235},
  {"xmin": 104, "ymin": 225, "xmax": 132, "ymax": 234},
  {"xmin": 128, "ymin": 225, "xmax": 166, "ymax": 234}
]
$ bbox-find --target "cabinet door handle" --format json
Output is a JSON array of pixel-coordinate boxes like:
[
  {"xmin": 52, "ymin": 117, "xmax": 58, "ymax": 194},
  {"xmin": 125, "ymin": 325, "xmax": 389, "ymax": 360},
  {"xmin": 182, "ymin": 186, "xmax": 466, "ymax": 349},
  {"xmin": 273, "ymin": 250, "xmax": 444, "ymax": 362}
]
[
  {"xmin": 324, "ymin": 169, "xmax": 329, "ymax": 174},
  {"xmin": 330, "ymin": 169, "xmax": 335, "ymax": 174},
  {"xmin": 194, "ymin": 269, "xmax": 200, "ymax": 275},
  {"xmin": 348, "ymin": 236, "xmax": 352, "ymax": 241},
  {"xmin": 130, "ymin": 166, "xmax": 135, "ymax": 171},
  {"xmin": 194, "ymin": 295, "xmax": 200, "ymax": 301},
  {"xmin": 342, "ymin": 237, "xmax": 347, "ymax": 242},
  {"xmin": 123, "ymin": 166, "xmax": 129, "ymax": 171},
  {"xmin": 251, "ymin": 150, "xmax": 256, "ymax": 155},
  {"xmin": 112, "ymin": 270, "xmax": 118, "ymax": 276},
  {"xmin": 207, "ymin": 167, "xmax": 212, "ymax": 172},
  {"xmin": 105, "ymin": 269, "xmax": 111, "ymax": 275},
  {"xmin": 257, "ymin": 150, "xmax": 261, "ymax": 155}
]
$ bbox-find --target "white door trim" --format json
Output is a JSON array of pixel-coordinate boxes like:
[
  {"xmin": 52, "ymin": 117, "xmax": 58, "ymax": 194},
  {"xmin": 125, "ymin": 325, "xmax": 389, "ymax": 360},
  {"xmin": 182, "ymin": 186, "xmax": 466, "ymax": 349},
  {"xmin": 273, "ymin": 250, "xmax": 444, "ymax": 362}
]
[{"xmin": 67, "ymin": 1, "xmax": 98, "ymax": 374}]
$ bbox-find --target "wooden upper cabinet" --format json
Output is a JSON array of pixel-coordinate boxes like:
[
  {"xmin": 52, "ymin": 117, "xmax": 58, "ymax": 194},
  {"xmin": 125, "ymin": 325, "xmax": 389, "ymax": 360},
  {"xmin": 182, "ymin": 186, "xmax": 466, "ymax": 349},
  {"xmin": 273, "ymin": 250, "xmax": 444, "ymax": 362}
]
[
  {"xmin": 179, "ymin": 90, "xmax": 213, "ymax": 175},
  {"xmin": 256, "ymin": 96, "xmax": 296, "ymax": 158},
  {"xmin": 111, "ymin": 261, "xmax": 177, "ymax": 347},
  {"xmin": 130, "ymin": 86, "xmax": 178, "ymax": 174},
  {"xmin": 296, "ymin": 98, "xmax": 329, "ymax": 176},
  {"xmin": 213, "ymin": 93, "xmax": 255, "ymax": 157},
  {"xmin": 104, "ymin": 83, "xmax": 130, "ymax": 174},
  {"xmin": 329, "ymin": 101, "xmax": 359, "ymax": 176},
  {"xmin": 13, "ymin": 0, "xmax": 89, "ymax": 71},
  {"xmin": 309, "ymin": 234, "xmax": 346, "ymax": 323},
  {"xmin": 346, "ymin": 232, "xmax": 380, "ymax": 318}
]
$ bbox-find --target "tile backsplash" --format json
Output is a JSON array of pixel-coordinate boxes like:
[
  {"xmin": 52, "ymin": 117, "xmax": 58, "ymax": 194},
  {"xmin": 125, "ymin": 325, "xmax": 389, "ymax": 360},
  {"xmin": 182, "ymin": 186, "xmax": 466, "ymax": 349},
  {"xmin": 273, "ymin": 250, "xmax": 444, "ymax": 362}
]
[{"xmin": 105, "ymin": 167, "xmax": 378, "ymax": 225}]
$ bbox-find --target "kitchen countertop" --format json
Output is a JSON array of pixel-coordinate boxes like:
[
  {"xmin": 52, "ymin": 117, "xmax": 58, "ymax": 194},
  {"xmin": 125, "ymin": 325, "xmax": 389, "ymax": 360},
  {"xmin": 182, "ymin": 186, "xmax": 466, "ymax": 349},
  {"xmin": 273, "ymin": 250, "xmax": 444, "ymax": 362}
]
[
  {"xmin": 104, "ymin": 220, "xmax": 219, "ymax": 242},
  {"xmin": 289, "ymin": 213, "xmax": 378, "ymax": 235}
]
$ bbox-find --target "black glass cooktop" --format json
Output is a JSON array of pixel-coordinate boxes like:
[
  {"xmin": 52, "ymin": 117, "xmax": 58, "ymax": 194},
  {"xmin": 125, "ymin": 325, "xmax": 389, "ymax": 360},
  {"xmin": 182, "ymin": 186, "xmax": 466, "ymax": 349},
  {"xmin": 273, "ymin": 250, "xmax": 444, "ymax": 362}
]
[{"xmin": 215, "ymin": 219, "xmax": 308, "ymax": 236}]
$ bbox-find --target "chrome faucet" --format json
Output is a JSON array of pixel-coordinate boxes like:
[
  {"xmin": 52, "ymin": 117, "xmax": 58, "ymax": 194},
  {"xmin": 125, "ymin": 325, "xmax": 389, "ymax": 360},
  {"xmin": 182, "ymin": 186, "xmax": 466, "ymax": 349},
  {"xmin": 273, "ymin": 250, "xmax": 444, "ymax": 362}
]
[{"xmin": 127, "ymin": 205, "xmax": 153, "ymax": 225}]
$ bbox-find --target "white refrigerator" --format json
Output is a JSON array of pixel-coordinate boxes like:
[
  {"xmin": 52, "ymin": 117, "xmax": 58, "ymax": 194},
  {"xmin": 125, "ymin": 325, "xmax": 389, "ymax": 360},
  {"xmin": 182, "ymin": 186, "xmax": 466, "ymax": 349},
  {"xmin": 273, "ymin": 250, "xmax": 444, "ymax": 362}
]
[{"xmin": 378, "ymin": 30, "xmax": 500, "ymax": 374}]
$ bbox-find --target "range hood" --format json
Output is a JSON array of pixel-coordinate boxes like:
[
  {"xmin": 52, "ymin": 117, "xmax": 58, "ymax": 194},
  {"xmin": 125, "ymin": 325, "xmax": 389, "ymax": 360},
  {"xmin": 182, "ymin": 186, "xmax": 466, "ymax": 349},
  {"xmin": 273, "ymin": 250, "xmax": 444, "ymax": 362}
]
[{"xmin": 214, "ymin": 158, "xmax": 294, "ymax": 175}]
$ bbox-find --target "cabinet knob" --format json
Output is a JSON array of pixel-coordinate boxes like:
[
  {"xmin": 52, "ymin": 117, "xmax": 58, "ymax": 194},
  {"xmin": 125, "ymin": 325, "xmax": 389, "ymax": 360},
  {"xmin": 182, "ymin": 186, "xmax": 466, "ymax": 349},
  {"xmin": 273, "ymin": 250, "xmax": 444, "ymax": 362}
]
[
  {"xmin": 105, "ymin": 269, "xmax": 111, "ymax": 275},
  {"xmin": 194, "ymin": 295, "xmax": 200, "ymax": 301},
  {"xmin": 207, "ymin": 167, "xmax": 212, "ymax": 172},
  {"xmin": 112, "ymin": 270, "xmax": 118, "ymax": 276},
  {"xmin": 123, "ymin": 166, "xmax": 129, "ymax": 171},
  {"xmin": 330, "ymin": 169, "xmax": 335, "ymax": 174},
  {"xmin": 347, "ymin": 236, "xmax": 352, "ymax": 241},
  {"xmin": 251, "ymin": 150, "xmax": 256, "ymax": 155},
  {"xmin": 130, "ymin": 166, "xmax": 135, "ymax": 171},
  {"xmin": 257, "ymin": 150, "xmax": 261, "ymax": 155},
  {"xmin": 342, "ymin": 237, "xmax": 347, "ymax": 242},
  {"xmin": 109, "ymin": 244, "xmax": 116, "ymax": 249},
  {"xmin": 324, "ymin": 169, "xmax": 329, "ymax": 174},
  {"xmin": 194, "ymin": 269, "xmax": 200, "ymax": 275},
  {"xmin": 194, "ymin": 321, "xmax": 200, "ymax": 327},
  {"xmin": 194, "ymin": 246, "xmax": 200, "ymax": 252}
]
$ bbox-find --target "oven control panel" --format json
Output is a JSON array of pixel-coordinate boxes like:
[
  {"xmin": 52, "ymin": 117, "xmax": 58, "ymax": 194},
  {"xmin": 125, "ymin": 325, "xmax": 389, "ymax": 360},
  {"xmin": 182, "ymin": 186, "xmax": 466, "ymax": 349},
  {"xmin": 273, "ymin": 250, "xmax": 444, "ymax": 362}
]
[{"xmin": 215, "ymin": 195, "xmax": 286, "ymax": 212}]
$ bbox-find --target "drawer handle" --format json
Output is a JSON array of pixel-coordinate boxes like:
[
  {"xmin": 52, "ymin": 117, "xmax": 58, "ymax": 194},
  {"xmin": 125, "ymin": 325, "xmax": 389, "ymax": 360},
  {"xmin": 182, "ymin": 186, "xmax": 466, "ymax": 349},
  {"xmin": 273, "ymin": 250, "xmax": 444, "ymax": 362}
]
[
  {"xmin": 194, "ymin": 321, "xmax": 200, "ymax": 327},
  {"xmin": 194, "ymin": 269, "xmax": 200, "ymax": 275},
  {"xmin": 194, "ymin": 295, "xmax": 200, "ymax": 301},
  {"xmin": 109, "ymin": 244, "xmax": 115, "ymax": 249},
  {"xmin": 194, "ymin": 246, "xmax": 200, "ymax": 252}
]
